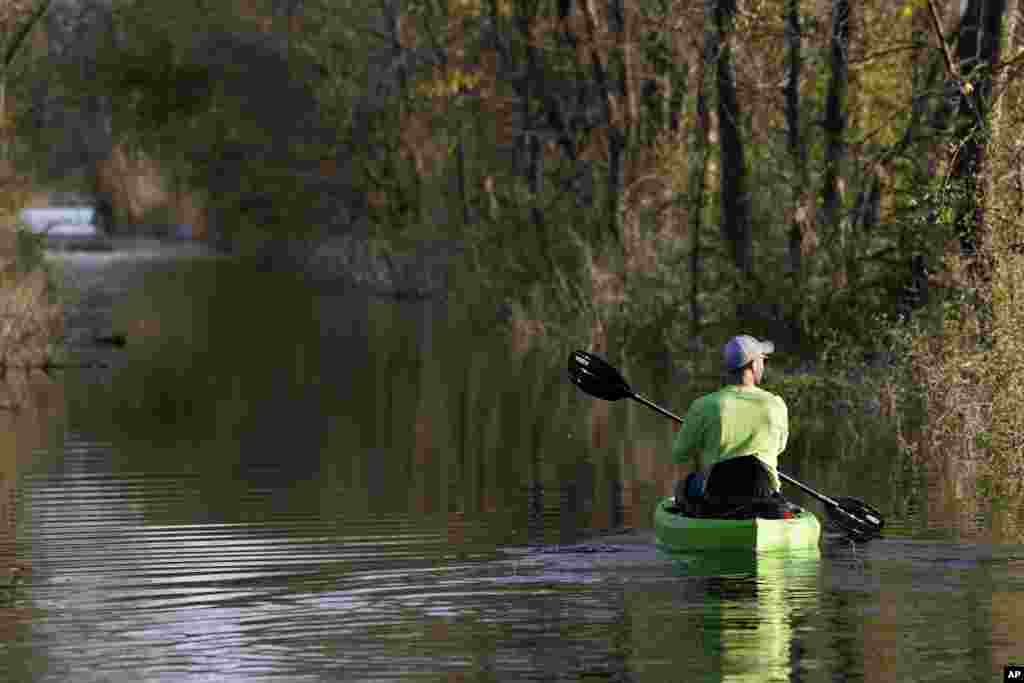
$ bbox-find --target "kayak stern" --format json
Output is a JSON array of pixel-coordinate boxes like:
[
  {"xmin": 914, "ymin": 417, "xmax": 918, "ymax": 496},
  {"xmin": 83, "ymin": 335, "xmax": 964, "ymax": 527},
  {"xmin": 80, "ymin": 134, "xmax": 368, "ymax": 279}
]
[{"xmin": 654, "ymin": 497, "xmax": 821, "ymax": 553}]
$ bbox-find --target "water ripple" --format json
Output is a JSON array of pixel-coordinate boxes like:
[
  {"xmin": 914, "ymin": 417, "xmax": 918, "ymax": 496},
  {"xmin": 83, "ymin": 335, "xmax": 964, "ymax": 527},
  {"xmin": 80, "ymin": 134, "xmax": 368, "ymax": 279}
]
[{"xmin": 4, "ymin": 459, "xmax": 660, "ymax": 681}]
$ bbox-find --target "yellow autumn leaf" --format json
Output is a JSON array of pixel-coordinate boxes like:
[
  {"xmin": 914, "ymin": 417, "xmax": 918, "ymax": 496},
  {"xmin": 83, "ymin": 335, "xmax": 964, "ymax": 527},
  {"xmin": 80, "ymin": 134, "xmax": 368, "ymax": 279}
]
[
  {"xmin": 901, "ymin": 0, "xmax": 927, "ymax": 19},
  {"xmin": 417, "ymin": 67, "xmax": 482, "ymax": 100}
]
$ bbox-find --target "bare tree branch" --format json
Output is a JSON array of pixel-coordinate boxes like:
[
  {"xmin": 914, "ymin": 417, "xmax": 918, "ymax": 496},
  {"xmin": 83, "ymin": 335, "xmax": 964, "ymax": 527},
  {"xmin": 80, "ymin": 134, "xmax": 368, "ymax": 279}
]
[{"xmin": 926, "ymin": 0, "xmax": 960, "ymax": 83}]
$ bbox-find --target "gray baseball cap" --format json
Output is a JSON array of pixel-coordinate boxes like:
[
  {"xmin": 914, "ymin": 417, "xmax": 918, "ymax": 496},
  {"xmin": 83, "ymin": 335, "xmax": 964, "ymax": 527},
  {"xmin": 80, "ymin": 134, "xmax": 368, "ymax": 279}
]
[{"xmin": 723, "ymin": 335, "xmax": 775, "ymax": 371}]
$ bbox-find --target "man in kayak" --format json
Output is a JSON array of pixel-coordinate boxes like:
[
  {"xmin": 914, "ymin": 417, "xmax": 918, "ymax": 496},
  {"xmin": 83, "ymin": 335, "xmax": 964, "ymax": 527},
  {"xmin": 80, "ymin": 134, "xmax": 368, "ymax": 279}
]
[{"xmin": 672, "ymin": 335, "xmax": 789, "ymax": 517}]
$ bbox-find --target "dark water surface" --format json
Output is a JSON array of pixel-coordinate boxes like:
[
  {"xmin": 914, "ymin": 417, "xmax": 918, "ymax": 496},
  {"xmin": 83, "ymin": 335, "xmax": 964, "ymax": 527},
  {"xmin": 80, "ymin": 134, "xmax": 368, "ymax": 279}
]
[{"xmin": 1, "ymin": 248, "xmax": 1023, "ymax": 682}]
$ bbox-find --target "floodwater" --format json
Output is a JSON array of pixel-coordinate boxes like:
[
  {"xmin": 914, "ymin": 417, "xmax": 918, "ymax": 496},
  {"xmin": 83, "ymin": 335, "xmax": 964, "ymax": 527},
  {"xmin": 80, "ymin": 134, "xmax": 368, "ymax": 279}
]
[{"xmin": 0, "ymin": 244, "xmax": 1022, "ymax": 682}]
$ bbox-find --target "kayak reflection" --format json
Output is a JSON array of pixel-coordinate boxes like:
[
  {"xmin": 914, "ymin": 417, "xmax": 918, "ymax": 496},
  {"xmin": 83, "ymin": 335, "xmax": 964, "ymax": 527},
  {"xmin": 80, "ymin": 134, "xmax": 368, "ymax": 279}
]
[{"xmin": 665, "ymin": 548, "xmax": 821, "ymax": 682}]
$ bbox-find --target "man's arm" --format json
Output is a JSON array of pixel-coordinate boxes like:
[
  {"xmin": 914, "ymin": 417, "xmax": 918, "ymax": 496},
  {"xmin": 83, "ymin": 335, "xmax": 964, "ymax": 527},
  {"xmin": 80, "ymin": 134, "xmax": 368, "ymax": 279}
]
[
  {"xmin": 777, "ymin": 398, "xmax": 789, "ymax": 453},
  {"xmin": 671, "ymin": 401, "xmax": 704, "ymax": 471}
]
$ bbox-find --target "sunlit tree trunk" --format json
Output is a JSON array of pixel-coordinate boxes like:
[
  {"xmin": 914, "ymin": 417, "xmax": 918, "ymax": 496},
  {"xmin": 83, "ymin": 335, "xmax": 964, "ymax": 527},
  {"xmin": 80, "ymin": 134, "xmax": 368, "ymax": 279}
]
[
  {"xmin": 982, "ymin": 0, "xmax": 1024, "ymax": 497},
  {"xmin": 988, "ymin": 0, "xmax": 1018, "ymax": 172}
]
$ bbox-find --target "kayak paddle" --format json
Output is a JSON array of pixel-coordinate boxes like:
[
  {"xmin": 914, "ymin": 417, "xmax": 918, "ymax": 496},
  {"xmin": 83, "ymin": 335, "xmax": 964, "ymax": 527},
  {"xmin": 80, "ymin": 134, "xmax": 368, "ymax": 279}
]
[{"xmin": 567, "ymin": 349, "xmax": 884, "ymax": 542}]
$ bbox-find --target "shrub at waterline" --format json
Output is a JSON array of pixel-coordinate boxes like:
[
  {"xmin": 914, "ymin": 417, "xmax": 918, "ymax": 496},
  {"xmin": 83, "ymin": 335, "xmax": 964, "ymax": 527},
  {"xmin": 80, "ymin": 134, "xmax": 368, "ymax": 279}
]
[
  {"xmin": 0, "ymin": 165, "xmax": 62, "ymax": 371},
  {"xmin": 0, "ymin": 0, "xmax": 63, "ymax": 374}
]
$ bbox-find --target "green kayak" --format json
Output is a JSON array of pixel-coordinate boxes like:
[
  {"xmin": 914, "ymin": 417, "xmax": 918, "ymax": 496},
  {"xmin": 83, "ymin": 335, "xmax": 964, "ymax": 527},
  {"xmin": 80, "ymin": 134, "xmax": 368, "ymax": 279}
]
[{"xmin": 654, "ymin": 497, "xmax": 821, "ymax": 553}]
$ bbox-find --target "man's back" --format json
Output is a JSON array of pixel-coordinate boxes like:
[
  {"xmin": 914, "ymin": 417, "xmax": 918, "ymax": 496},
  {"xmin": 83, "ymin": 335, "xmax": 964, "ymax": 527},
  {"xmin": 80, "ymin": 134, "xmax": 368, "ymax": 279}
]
[{"xmin": 672, "ymin": 385, "xmax": 788, "ymax": 491}]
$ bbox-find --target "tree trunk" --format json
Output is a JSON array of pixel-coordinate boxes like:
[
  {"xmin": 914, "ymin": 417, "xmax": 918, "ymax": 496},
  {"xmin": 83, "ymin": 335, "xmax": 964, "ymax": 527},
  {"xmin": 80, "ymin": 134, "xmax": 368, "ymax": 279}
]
[
  {"xmin": 528, "ymin": 132, "xmax": 556, "ymax": 277},
  {"xmin": 456, "ymin": 135, "xmax": 471, "ymax": 226},
  {"xmin": 951, "ymin": 0, "xmax": 1009, "ymax": 261},
  {"xmin": 783, "ymin": 0, "xmax": 806, "ymax": 184},
  {"xmin": 609, "ymin": 0, "xmax": 635, "ymax": 248},
  {"xmin": 896, "ymin": 14, "xmax": 946, "ymax": 316},
  {"xmin": 517, "ymin": 5, "xmax": 553, "ymax": 276},
  {"xmin": 784, "ymin": 0, "xmax": 807, "ymax": 342},
  {"xmin": 820, "ymin": 0, "xmax": 850, "ymax": 244},
  {"xmin": 581, "ymin": 0, "xmax": 626, "ymax": 244},
  {"xmin": 989, "ymin": 0, "xmax": 1020, "ymax": 218},
  {"xmin": 712, "ymin": 0, "xmax": 753, "ymax": 276},
  {"xmin": 610, "ymin": 0, "xmax": 637, "ymax": 147},
  {"xmin": 0, "ymin": 76, "xmax": 6, "ymax": 163},
  {"xmin": 607, "ymin": 129, "xmax": 625, "ymax": 243},
  {"xmin": 986, "ymin": 0, "xmax": 1024, "ymax": 498},
  {"xmin": 689, "ymin": 29, "xmax": 713, "ymax": 341}
]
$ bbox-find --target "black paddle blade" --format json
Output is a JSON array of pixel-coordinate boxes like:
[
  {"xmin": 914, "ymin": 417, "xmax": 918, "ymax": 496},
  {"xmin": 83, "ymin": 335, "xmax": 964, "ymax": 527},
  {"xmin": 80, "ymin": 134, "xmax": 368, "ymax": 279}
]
[
  {"xmin": 567, "ymin": 350, "xmax": 634, "ymax": 401},
  {"xmin": 826, "ymin": 496, "xmax": 885, "ymax": 542}
]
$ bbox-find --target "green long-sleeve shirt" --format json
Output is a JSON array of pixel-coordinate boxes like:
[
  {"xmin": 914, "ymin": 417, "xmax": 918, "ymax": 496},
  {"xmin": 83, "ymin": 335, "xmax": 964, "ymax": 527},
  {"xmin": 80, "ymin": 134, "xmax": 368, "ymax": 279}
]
[{"xmin": 671, "ymin": 385, "xmax": 789, "ymax": 492}]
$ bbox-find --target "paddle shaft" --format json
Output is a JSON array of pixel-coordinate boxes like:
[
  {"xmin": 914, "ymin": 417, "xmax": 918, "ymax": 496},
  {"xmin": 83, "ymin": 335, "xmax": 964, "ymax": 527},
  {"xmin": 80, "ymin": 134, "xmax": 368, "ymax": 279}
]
[
  {"xmin": 776, "ymin": 472, "xmax": 841, "ymax": 508},
  {"xmin": 632, "ymin": 392, "xmax": 685, "ymax": 424},
  {"xmin": 627, "ymin": 392, "xmax": 843, "ymax": 509}
]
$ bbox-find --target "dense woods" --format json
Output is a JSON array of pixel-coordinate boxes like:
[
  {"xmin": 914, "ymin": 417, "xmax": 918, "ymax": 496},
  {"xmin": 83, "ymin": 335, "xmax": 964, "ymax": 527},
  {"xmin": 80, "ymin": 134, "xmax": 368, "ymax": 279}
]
[
  {"xmin": 1, "ymin": 0, "xmax": 1023, "ymax": 489},
  {"xmin": 279, "ymin": 0, "xmax": 1022, "ymax": 363}
]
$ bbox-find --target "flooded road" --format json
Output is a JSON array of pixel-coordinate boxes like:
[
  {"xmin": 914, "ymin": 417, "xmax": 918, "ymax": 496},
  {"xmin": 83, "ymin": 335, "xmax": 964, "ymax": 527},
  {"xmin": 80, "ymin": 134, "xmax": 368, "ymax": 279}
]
[{"xmin": 0, "ymin": 244, "xmax": 1021, "ymax": 681}]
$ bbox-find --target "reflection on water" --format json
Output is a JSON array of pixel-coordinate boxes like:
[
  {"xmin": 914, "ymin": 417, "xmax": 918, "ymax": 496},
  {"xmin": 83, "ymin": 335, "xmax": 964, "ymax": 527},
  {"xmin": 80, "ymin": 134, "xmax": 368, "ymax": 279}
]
[
  {"xmin": 0, "ymin": 252, "xmax": 1021, "ymax": 680},
  {"xmin": 658, "ymin": 549, "xmax": 821, "ymax": 683}
]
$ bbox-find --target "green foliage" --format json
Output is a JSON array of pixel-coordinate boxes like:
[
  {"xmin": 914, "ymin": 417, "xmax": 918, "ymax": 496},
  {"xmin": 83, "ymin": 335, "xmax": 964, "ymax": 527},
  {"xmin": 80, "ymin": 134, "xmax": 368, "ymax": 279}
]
[
  {"xmin": 53, "ymin": 1, "xmax": 351, "ymax": 251},
  {"xmin": 14, "ymin": 224, "xmax": 46, "ymax": 273},
  {"xmin": 104, "ymin": 41, "xmax": 214, "ymax": 134}
]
